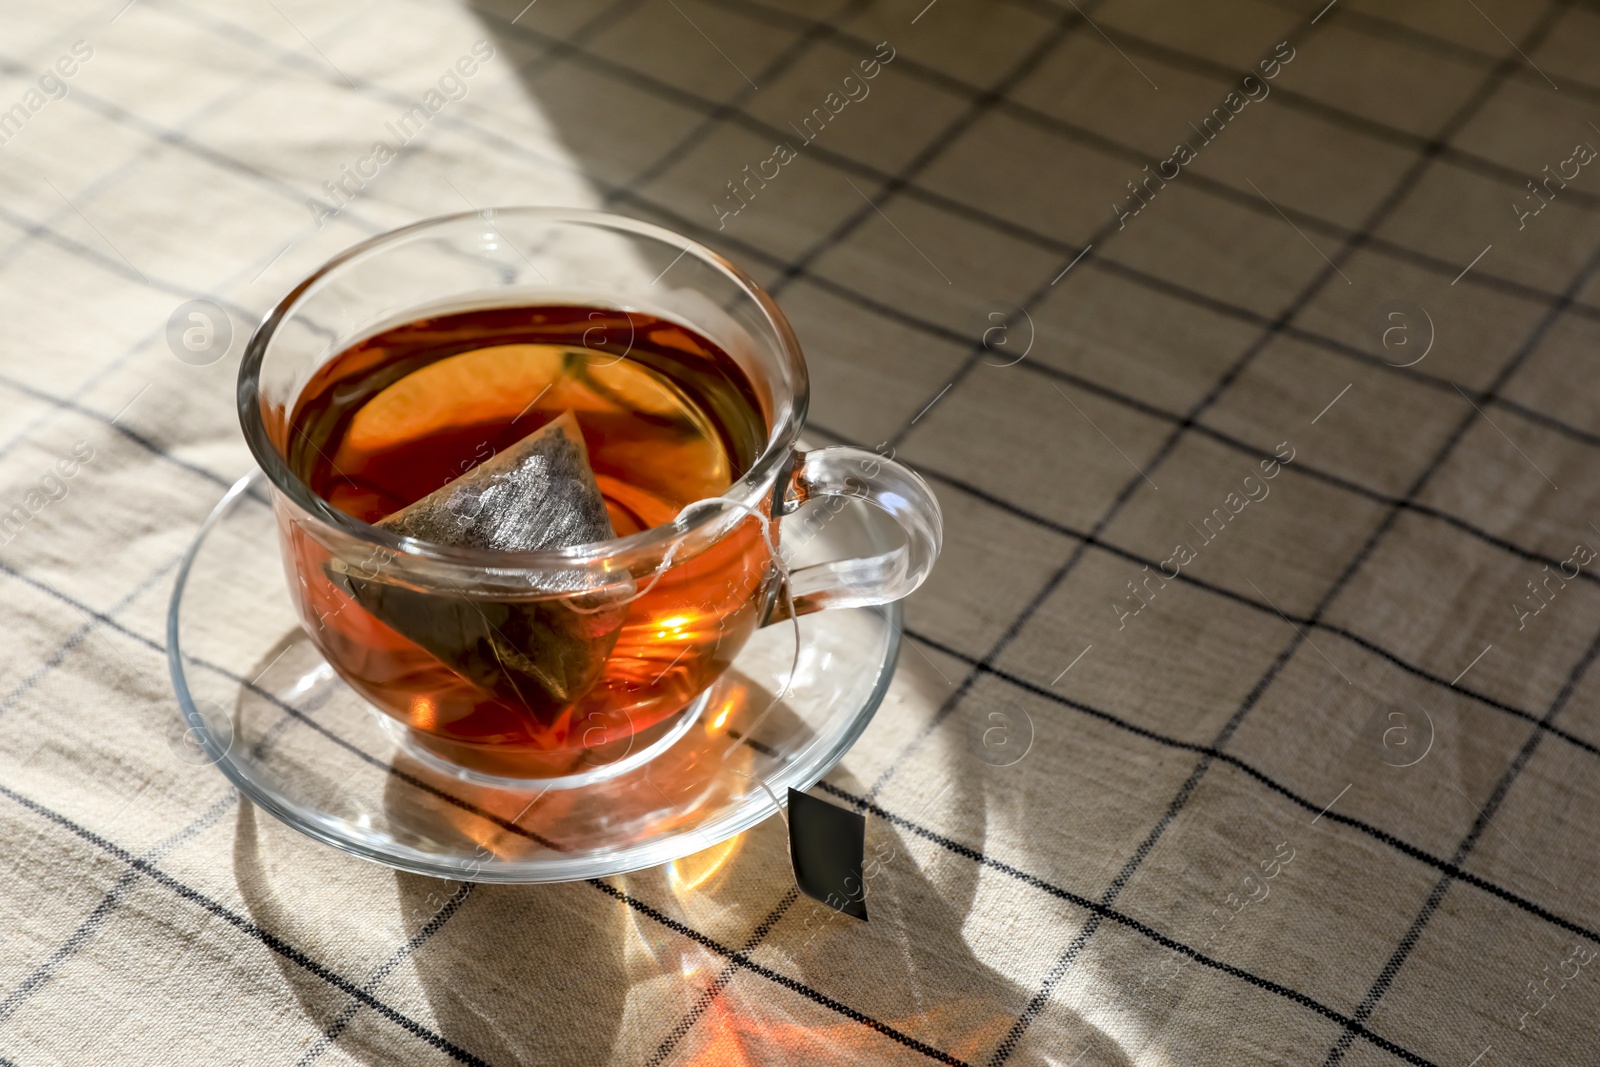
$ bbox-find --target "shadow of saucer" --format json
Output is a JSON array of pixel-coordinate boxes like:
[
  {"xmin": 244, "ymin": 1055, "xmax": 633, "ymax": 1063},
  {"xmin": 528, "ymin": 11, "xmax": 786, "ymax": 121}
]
[
  {"xmin": 392, "ymin": 873, "xmax": 631, "ymax": 1066},
  {"xmin": 226, "ymin": 632, "xmax": 635, "ymax": 1066},
  {"xmin": 232, "ymin": 795, "xmax": 633, "ymax": 1067}
]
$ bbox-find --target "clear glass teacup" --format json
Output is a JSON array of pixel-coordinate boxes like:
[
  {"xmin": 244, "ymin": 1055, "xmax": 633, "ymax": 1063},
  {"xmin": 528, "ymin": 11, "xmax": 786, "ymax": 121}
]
[{"xmin": 239, "ymin": 208, "xmax": 942, "ymax": 786}]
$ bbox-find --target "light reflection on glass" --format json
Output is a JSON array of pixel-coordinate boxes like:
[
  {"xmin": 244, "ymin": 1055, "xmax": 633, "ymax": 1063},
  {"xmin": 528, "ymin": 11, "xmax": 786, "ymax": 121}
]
[{"xmin": 666, "ymin": 833, "xmax": 742, "ymax": 896}]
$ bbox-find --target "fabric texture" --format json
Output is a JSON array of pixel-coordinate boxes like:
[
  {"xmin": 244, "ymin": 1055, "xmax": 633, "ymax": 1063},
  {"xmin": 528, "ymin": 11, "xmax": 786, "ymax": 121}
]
[{"xmin": 1, "ymin": 0, "xmax": 1598, "ymax": 1063}]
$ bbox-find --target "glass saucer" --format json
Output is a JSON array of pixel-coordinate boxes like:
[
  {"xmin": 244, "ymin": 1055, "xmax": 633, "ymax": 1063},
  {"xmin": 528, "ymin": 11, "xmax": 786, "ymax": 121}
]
[{"xmin": 166, "ymin": 469, "xmax": 901, "ymax": 883}]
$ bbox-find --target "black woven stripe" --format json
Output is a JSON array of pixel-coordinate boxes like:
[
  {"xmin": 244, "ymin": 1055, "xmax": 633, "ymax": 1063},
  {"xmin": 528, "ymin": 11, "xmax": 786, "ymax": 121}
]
[
  {"xmin": 868, "ymin": 1, "xmax": 1402, "ymax": 808},
  {"xmin": 0, "ymin": 783, "xmax": 494, "ymax": 1067},
  {"xmin": 0, "ymin": 552, "xmax": 953, "ymax": 1061},
  {"xmin": 805, "ymin": 410, "xmax": 1600, "ymax": 763},
  {"xmin": 611, "ymin": 0, "xmax": 1117, "ymax": 1052},
  {"xmin": 980, "ymin": 355, "xmax": 1600, "ymax": 588},
  {"xmin": 2, "ymin": 506, "xmax": 1594, "ymax": 1063},
  {"xmin": 0, "ymin": 200, "xmax": 241, "ymax": 305},
  {"xmin": 585, "ymin": 880, "xmax": 969, "ymax": 1066},
  {"xmin": 859, "ymin": 454, "xmax": 1600, "ymax": 761},
  {"xmin": 485, "ymin": 0, "xmax": 1600, "ymax": 324},
  {"xmin": 1324, "ymin": 619, "xmax": 1600, "ymax": 1065},
  {"xmin": 808, "ymin": 783, "xmax": 1442, "ymax": 1067},
  {"xmin": 0, "ymin": 552, "xmax": 186, "ymax": 720},
  {"xmin": 15, "ymin": 0, "xmax": 1600, "ymax": 487},
  {"xmin": 859, "ymin": 2, "xmax": 1364, "ymax": 835},
  {"xmin": 223, "ymin": 663, "xmax": 567, "ymax": 853},
  {"xmin": 884, "ymin": 627, "xmax": 1600, "ymax": 950},
  {"xmin": 6, "ymin": 0, "xmax": 1599, "ymax": 477},
  {"xmin": 759, "ymin": 0, "xmax": 1112, "ymax": 304},
  {"xmin": 0, "ymin": 793, "xmax": 237, "ymax": 1027},
  {"xmin": 996, "ymin": 0, "xmax": 1600, "ymax": 218},
  {"xmin": 18, "ymin": 531, "xmax": 1594, "ymax": 977},
  {"xmin": 595, "ymin": 0, "xmax": 875, "ymax": 207},
  {"xmin": 0, "ymin": 6, "xmax": 1587, "ymax": 1062},
  {"xmin": 0, "ymin": 0, "xmax": 623, "ymax": 464},
  {"xmin": 297, "ymin": 883, "xmax": 477, "ymax": 1067},
  {"xmin": 10, "ymin": 669, "xmax": 939, "ymax": 1062},
  {"xmin": 0, "ymin": 376, "xmax": 236, "ymax": 489},
  {"xmin": 1499, "ymin": 395, "xmax": 1600, "ymax": 450},
  {"xmin": 0, "ymin": 6, "xmax": 392, "ymax": 276},
  {"xmin": 981, "ymin": 2, "xmax": 1575, "ymax": 1057},
  {"xmin": 705, "ymin": 0, "xmax": 1600, "ymax": 316},
  {"xmin": 643, "ymin": 887, "xmax": 801, "ymax": 1067},
  {"xmin": 1319, "ymin": 238, "xmax": 1600, "ymax": 1067},
  {"xmin": 1259, "ymin": 0, "xmax": 1600, "ymax": 105},
  {"xmin": 1357, "ymin": 0, "xmax": 1600, "ymax": 102}
]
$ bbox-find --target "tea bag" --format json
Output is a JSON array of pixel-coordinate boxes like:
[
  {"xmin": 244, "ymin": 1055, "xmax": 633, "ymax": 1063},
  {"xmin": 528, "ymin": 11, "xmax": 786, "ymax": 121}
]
[{"xmin": 327, "ymin": 411, "xmax": 628, "ymax": 721}]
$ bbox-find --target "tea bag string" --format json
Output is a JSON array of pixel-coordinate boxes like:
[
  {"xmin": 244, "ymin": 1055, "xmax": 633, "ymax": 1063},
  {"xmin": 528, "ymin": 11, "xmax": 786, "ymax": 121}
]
[
  {"xmin": 566, "ymin": 495, "xmax": 801, "ymax": 764},
  {"xmin": 675, "ymin": 497, "xmax": 800, "ymax": 766},
  {"xmin": 566, "ymin": 495, "xmax": 790, "ymax": 618}
]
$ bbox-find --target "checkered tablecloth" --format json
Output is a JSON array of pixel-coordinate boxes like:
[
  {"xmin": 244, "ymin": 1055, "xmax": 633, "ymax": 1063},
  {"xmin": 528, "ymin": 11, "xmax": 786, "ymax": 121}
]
[{"xmin": 2, "ymin": 0, "xmax": 1599, "ymax": 1063}]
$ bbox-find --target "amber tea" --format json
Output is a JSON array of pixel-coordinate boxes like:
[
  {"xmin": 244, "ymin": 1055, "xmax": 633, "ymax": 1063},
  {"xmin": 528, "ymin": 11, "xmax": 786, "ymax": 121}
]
[{"xmin": 281, "ymin": 305, "xmax": 776, "ymax": 778}]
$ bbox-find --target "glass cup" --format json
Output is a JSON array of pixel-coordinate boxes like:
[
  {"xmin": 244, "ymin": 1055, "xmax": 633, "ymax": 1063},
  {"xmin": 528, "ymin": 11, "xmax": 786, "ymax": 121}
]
[{"xmin": 239, "ymin": 208, "xmax": 942, "ymax": 786}]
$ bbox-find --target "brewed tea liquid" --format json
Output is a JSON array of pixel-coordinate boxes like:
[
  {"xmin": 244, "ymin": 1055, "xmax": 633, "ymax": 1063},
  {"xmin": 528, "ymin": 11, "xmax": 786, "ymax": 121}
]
[{"xmin": 282, "ymin": 305, "xmax": 775, "ymax": 777}]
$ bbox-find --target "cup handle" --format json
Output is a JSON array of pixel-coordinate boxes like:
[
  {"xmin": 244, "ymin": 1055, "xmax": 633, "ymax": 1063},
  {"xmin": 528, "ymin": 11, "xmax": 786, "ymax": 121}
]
[{"xmin": 767, "ymin": 446, "xmax": 943, "ymax": 621}]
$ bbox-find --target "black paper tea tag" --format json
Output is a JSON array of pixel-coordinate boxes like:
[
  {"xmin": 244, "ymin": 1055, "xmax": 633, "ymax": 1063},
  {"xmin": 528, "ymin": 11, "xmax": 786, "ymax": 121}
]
[{"xmin": 787, "ymin": 787, "xmax": 867, "ymax": 921}]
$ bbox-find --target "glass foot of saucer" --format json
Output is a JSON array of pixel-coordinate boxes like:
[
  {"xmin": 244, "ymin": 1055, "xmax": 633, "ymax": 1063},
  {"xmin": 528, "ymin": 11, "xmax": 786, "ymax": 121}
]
[{"xmin": 166, "ymin": 469, "xmax": 901, "ymax": 883}]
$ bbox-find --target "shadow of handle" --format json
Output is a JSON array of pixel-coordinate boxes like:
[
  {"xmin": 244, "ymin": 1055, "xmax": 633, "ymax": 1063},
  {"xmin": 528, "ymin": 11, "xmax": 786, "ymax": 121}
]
[{"xmin": 767, "ymin": 445, "xmax": 943, "ymax": 622}]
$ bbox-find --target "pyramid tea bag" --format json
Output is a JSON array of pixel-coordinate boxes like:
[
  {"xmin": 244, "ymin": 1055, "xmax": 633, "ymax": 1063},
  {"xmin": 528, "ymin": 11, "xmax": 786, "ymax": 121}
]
[{"xmin": 327, "ymin": 411, "xmax": 629, "ymax": 721}]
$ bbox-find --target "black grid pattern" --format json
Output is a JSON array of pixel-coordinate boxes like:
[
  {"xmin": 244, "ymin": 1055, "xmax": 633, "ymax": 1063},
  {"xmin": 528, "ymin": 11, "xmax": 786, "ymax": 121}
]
[{"xmin": 0, "ymin": 0, "xmax": 1598, "ymax": 1063}]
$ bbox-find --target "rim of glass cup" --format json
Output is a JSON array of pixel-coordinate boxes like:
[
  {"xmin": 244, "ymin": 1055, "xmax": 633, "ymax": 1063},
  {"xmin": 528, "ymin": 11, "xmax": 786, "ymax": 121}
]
[{"xmin": 237, "ymin": 207, "xmax": 809, "ymax": 572}]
